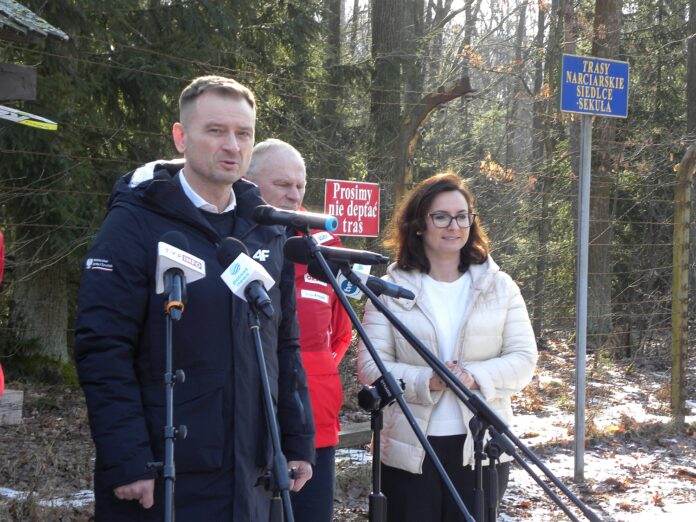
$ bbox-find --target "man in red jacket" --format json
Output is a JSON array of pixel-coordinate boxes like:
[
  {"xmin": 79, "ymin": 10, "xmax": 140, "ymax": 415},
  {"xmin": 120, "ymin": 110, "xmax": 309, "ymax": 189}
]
[{"xmin": 247, "ymin": 139, "xmax": 353, "ymax": 522}]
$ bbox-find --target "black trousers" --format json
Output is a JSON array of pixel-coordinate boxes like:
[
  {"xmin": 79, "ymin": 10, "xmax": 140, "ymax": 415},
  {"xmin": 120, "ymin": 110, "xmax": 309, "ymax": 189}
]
[
  {"xmin": 290, "ymin": 445, "xmax": 336, "ymax": 522},
  {"xmin": 380, "ymin": 435, "xmax": 510, "ymax": 522}
]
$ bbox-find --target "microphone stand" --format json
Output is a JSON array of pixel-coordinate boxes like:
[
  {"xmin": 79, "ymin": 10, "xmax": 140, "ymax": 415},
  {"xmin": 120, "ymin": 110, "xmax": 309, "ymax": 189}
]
[
  {"xmin": 296, "ymin": 234, "xmax": 474, "ymax": 522},
  {"xmin": 357, "ymin": 375, "xmax": 401, "ymax": 522},
  {"xmin": 245, "ymin": 296, "xmax": 295, "ymax": 522},
  {"xmin": 340, "ymin": 267, "xmax": 601, "ymax": 522},
  {"xmin": 148, "ymin": 270, "xmax": 188, "ymax": 522}
]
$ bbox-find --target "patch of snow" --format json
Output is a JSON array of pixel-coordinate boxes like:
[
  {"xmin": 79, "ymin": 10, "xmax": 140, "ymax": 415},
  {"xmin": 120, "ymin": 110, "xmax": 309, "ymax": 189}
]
[
  {"xmin": 336, "ymin": 448, "xmax": 371, "ymax": 464},
  {"xmin": 0, "ymin": 487, "xmax": 94, "ymax": 508}
]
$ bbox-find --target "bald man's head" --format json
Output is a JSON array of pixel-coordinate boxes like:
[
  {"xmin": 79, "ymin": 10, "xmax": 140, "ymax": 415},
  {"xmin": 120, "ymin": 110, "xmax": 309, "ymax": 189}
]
[{"xmin": 247, "ymin": 139, "xmax": 307, "ymax": 211}]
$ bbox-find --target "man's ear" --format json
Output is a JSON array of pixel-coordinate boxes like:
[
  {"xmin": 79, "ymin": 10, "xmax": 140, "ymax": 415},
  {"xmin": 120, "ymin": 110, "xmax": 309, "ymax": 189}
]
[{"xmin": 172, "ymin": 122, "xmax": 186, "ymax": 154}]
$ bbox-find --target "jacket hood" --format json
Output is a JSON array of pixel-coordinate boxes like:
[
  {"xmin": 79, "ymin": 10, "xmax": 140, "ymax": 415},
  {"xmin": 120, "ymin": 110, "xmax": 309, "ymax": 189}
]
[{"xmin": 107, "ymin": 159, "xmax": 274, "ymax": 240}]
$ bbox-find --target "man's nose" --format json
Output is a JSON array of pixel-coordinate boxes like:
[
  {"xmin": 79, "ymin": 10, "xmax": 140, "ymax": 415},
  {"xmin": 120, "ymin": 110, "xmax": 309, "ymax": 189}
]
[
  {"xmin": 288, "ymin": 188, "xmax": 300, "ymax": 201},
  {"xmin": 222, "ymin": 133, "xmax": 240, "ymax": 152}
]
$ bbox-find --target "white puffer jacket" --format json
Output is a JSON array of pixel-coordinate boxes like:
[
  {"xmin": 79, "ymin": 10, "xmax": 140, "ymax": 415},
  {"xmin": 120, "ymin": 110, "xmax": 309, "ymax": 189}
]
[{"xmin": 357, "ymin": 257, "xmax": 537, "ymax": 473}]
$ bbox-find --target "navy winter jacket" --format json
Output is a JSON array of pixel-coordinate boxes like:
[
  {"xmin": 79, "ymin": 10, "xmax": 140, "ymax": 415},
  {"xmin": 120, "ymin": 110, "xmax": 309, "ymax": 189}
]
[{"xmin": 74, "ymin": 165, "xmax": 314, "ymax": 520}]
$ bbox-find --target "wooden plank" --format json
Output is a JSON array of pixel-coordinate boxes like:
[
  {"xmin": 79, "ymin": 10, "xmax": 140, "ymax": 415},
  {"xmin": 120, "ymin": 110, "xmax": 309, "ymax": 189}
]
[
  {"xmin": 338, "ymin": 421, "xmax": 371, "ymax": 449},
  {"xmin": 671, "ymin": 144, "xmax": 696, "ymax": 422},
  {"xmin": 0, "ymin": 389, "xmax": 24, "ymax": 426},
  {"xmin": 0, "ymin": 63, "xmax": 36, "ymax": 100}
]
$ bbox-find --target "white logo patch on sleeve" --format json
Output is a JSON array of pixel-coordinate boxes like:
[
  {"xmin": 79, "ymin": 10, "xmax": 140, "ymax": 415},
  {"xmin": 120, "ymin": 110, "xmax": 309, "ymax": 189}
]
[
  {"xmin": 85, "ymin": 258, "xmax": 113, "ymax": 272},
  {"xmin": 300, "ymin": 289, "xmax": 329, "ymax": 304}
]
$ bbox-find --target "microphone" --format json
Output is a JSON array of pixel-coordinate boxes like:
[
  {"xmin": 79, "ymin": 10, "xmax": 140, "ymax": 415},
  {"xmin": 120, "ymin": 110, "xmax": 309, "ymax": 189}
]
[
  {"xmin": 283, "ymin": 236, "xmax": 389, "ymax": 266},
  {"xmin": 366, "ymin": 277, "xmax": 416, "ymax": 301},
  {"xmin": 217, "ymin": 237, "xmax": 275, "ymax": 318},
  {"xmin": 307, "ymin": 260, "xmax": 415, "ymax": 300},
  {"xmin": 156, "ymin": 231, "xmax": 206, "ymax": 320},
  {"xmin": 253, "ymin": 205, "xmax": 339, "ymax": 232}
]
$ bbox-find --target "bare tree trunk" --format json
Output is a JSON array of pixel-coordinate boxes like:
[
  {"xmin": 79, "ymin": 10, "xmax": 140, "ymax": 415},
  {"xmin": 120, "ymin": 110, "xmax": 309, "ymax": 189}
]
[
  {"xmin": 403, "ymin": 0, "xmax": 424, "ymax": 110},
  {"xmin": 458, "ymin": 0, "xmax": 480, "ymax": 178},
  {"xmin": 349, "ymin": 0, "xmax": 361, "ymax": 56},
  {"xmin": 531, "ymin": 3, "xmax": 548, "ymax": 338},
  {"xmin": 588, "ymin": 0, "xmax": 622, "ymax": 340},
  {"xmin": 687, "ymin": 0, "xmax": 696, "ymax": 295},
  {"xmin": 563, "ymin": 0, "xmax": 581, "ymax": 183},
  {"xmin": 401, "ymin": 0, "xmax": 425, "ymax": 190},
  {"xmin": 532, "ymin": 0, "xmax": 565, "ymax": 337},
  {"xmin": 504, "ymin": 3, "xmax": 527, "ymax": 170},
  {"xmin": 322, "ymin": 0, "xmax": 342, "ymax": 118},
  {"xmin": 369, "ymin": 0, "xmax": 403, "ymax": 220},
  {"xmin": 400, "ymin": 77, "xmax": 474, "ymax": 202},
  {"xmin": 10, "ymin": 261, "xmax": 68, "ymax": 363},
  {"xmin": 689, "ymin": 0, "xmax": 696, "ymax": 137}
]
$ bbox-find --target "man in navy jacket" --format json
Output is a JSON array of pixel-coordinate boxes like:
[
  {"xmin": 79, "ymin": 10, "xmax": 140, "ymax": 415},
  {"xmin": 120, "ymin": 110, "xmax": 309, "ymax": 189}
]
[{"xmin": 74, "ymin": 76, "xmax": 315, "ymax": 520}]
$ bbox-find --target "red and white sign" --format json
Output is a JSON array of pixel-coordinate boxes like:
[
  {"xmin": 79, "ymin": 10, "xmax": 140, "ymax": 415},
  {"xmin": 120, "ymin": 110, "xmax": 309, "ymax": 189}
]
[{"xmin": 324, "ymin": 179, "xmax": 380, "ymax": 237}]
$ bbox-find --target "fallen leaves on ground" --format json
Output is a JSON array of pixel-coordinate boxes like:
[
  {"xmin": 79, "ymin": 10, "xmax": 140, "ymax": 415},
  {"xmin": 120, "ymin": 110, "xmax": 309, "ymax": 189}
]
[{"xmin": 1, "ymin": 336, "xmax": 695, "ymax": 521}]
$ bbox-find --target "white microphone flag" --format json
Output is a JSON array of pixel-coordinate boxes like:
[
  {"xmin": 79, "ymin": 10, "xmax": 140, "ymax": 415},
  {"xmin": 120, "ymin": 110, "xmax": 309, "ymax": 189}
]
[
  {"xmin": 220, "ymin": 253, "xmax": 275, "ymax": 301},
  {"xmin": 337, "ymin": 263, "xmax": 371, "ymax": 300},
  {"xmin": 156, "ymin": 241, "xmax": 206, "ymax": 294}
]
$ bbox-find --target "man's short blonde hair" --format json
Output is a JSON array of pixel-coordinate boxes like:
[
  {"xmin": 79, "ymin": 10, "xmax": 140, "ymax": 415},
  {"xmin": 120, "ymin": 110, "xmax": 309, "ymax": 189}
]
[{"xmin": 179, "ymin": 75, "xmax": 256, "ymax": 122}]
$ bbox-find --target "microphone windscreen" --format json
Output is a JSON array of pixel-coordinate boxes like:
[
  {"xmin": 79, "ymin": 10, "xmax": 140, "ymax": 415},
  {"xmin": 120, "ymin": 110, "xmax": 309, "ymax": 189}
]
[
  {"xmin": 252, "ymin": 205, "xmax": 274, "ymax": 225},
  {"xmin": 160, "ymin": 230, "xmax": 189, "ymax": 252},
  {"xmin": 217, "ymin": 237, "xmax": 249, "ymax": 267},
  {"xmin": 307, "ymin": 259, "xmax": 341, "ymax": 284},
  {"xmin": 283, "ymin": 236, "xmax": 313, "ymax": 265}
]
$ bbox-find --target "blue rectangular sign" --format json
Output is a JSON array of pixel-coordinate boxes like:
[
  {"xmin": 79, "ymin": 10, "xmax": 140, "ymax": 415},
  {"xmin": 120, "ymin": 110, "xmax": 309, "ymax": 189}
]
[{"xmin": 560, "ymin": 54, "xmax": 629, "ymax": 118}]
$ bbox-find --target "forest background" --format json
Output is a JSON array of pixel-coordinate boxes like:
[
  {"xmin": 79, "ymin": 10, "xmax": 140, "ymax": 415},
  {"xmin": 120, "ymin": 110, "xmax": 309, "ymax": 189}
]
[{"xmin": 0, "ymin": 0, "xmax": 695, "ymax": 518}]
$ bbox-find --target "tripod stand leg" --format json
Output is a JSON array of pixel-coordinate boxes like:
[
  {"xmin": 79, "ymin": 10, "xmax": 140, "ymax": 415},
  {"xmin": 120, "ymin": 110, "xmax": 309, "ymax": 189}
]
[
  {"xmin": 487, "ymin": 463, "xmax": 499, "ymax": 522},
  {"xmin": 270, "ymin": 493, "xmax": 283, "ymax": 521},
  {"xmin": 369, "ymin": 492, "xmax": 387, "ymax": 522}
]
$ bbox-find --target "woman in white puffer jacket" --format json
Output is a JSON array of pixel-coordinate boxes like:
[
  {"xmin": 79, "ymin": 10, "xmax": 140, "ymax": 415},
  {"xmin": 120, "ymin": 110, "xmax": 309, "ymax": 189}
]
[{"xmin": 357, "ymin": 172, "xmax": 537, "ymax": 522}]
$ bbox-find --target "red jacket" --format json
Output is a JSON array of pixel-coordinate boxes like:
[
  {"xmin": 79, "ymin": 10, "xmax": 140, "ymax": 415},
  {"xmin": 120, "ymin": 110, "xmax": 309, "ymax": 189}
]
[{"xmin": 295, "ymin": 230, "xmax": 353, "ymax": 448}]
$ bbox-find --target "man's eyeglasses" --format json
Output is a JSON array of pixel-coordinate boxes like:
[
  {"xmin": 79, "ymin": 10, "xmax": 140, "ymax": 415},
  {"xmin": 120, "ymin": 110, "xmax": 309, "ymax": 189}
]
[{"xmin": 428, "ymin": 212, "xmax": 477, "ymax": 229}]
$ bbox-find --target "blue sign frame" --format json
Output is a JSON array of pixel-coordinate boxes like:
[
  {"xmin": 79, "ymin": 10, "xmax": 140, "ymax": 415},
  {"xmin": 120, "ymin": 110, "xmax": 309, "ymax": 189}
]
[{"xmin": 560, "ymin": 54, "xmax": 629, "ymax": 118}]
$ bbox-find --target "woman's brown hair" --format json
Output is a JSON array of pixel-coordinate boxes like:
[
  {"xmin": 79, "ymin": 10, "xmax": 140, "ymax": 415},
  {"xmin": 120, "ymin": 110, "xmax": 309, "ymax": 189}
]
[{"xmin": 384, "ymin": 172, "xmax": 489, "ymax": 273}]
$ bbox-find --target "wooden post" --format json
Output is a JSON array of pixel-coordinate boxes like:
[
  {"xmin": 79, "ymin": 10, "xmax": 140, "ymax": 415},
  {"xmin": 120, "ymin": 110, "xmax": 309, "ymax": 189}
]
[{"xmin": 671, "ymin": 144, "xmax": 696, "ymax": 423}]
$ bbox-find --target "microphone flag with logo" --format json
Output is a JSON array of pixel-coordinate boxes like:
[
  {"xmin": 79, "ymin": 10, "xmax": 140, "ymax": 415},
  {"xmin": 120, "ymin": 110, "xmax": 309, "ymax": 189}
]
[
  {"xmin": 156, "ymin": 232, "xmax": 206, "ymax": 295},
  {"xmin": 217, "ymin": 237, "xmax": 275, "ymax": 318}
]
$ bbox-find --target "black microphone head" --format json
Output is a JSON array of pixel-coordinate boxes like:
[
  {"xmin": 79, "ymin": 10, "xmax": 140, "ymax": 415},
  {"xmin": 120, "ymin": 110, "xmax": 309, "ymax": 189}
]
[
  {"xmin": 160, "ymin": 230, "xmax": 190, "ymax": 252},
  {"xmin": 307, "ymin": 259, "xmax": 341, "ymax": 284},
  {"xmin": 283, "ymin": 236, "xmax": 313, "ymax": 265},
  {"xmin": 252, "ymin": 205, "xmax": 275, "ymax": 226},
  {"xmin": 217, "ymin": 237, "xmax": 249, "ymax": 267}
]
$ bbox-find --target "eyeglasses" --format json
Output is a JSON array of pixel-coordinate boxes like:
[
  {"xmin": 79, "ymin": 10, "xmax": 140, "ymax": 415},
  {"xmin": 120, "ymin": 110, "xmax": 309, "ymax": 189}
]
[{"xmin": 428, "ymin": 212, "xmax": 477, "ymax": 229}]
